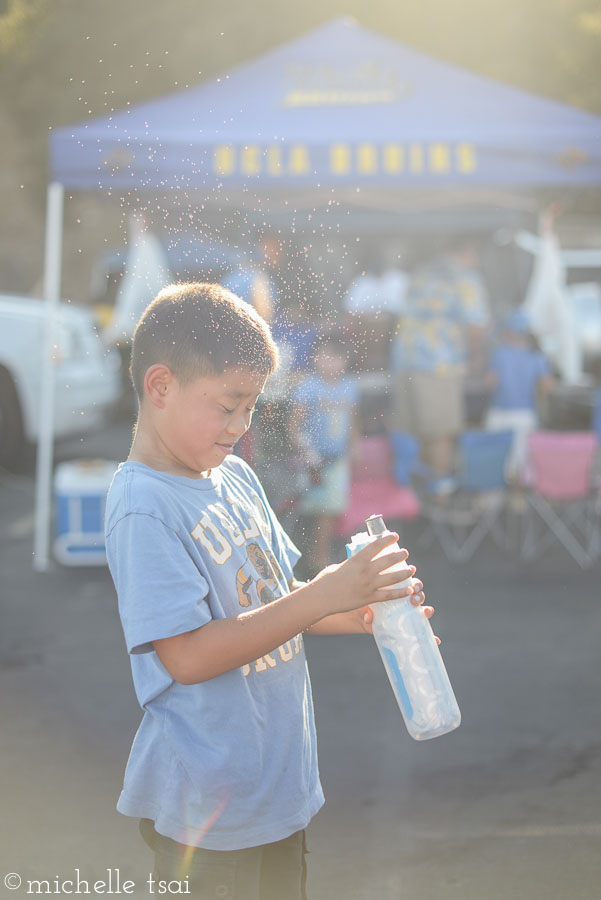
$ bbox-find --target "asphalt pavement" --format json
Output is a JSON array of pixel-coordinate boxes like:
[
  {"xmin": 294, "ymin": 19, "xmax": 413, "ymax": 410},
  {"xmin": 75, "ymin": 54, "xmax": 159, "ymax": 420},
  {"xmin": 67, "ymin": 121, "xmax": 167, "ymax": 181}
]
[{"xmin": 1, "ymin": 419, "xmax": 601, "ymax": 900}]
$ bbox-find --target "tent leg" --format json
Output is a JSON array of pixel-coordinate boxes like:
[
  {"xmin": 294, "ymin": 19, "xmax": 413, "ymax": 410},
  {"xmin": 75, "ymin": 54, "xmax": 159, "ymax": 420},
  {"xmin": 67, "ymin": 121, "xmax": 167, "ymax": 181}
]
[{"xmin": 33, "ymin": 182, "xmax": 64, "ymax": 572}]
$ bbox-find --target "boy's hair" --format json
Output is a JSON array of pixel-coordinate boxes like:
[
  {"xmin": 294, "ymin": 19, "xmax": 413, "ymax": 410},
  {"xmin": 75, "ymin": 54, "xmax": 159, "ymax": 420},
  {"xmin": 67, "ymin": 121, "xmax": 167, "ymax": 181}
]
[{"xmin": 130, "ymin": 282, "xmax": 279, "ymax": 400}]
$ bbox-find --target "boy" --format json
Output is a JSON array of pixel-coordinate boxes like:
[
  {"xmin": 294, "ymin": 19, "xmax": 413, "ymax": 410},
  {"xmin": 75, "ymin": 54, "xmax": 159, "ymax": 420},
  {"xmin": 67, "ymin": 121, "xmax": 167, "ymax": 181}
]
[
  {"xmin": 105, "ymin": 283, "xmax": 430, "ymax": 899},
  {"xmin": 291, "ymin": 333, "xmax": 360, "ymax": 575}
]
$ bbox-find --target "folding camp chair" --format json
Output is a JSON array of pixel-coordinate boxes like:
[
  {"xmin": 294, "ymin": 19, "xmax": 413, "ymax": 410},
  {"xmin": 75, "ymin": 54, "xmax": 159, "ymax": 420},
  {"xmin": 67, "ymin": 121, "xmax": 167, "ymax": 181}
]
[
  {"xmin": 336, "ymin": 434, "xmax": 421, "ymax": 539},
  {"xmin": 389, "ymin": 430, "xmax": 425, "ymax": 486},
  {"xmin": 521, "ymin": 431, "xmax": 601, "ymax": 569},
  {"xmin": 418, "ymin": 430, "xmax": 514, "ymax": 562}
]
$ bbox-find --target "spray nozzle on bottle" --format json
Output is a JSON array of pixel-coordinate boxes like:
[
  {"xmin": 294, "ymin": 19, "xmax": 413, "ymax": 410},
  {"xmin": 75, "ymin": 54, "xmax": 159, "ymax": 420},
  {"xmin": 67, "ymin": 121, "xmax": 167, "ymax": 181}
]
[{"xmin": 365, "ymin": 514, "xmax": 387, "ymax": 537}]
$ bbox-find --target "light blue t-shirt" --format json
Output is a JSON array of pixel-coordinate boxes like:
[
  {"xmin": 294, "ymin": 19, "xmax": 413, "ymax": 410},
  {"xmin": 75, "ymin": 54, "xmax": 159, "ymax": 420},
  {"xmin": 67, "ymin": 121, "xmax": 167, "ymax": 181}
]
[
  {"xmin": 105, "ymin": 455, "xmax": 324, "ymax": 851},
  {"xmin": 293, "ymin": 375, "xmax": 359, "ymax": 460},
  {"xmin": 489, "ymin": 344, "xmax": 551, "ymax": 411}
]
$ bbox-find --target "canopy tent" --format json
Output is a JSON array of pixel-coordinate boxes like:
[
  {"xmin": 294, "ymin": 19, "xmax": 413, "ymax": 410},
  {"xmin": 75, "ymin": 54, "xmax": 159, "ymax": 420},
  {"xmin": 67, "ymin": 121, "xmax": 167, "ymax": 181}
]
[
  {"xmin": 35, "ymin": 17, "xmax": 601, "ymax": 571},
  {"xmin": 51, "ymin": 17, "xmax": 601, "ymax": 191}
]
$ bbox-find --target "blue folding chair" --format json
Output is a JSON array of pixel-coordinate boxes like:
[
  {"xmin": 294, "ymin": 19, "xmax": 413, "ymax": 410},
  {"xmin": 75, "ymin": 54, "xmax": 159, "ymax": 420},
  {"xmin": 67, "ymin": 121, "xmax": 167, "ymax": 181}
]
[
  {"xmin": 390, "ymin": 431, "xmax": 425, "ymax": 485},
  {"xmin": 418, "ymin": 430, "xmax": 514, "ymax": 562},
  {"xmin": 459, "ymin": 430, "xmax": 514, "ymax": 492}
]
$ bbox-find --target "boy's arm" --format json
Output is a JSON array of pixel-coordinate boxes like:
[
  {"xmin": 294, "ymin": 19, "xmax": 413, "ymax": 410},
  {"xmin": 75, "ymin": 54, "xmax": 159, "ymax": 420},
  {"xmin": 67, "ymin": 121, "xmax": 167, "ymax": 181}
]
[
  {"xmin": 287, "ymin": 577, "xmax": 364, "ymax": 634},
  {"xmin": 288, "ymin": 576, "xmax": 427, "ymax": 635},
  {"xmin": 152, "ymin": 535, "xmax": 414, "ymax": 684},
  {"xmin": 154, "ymin": 581, "xmax": 327, "ymax": 683}
]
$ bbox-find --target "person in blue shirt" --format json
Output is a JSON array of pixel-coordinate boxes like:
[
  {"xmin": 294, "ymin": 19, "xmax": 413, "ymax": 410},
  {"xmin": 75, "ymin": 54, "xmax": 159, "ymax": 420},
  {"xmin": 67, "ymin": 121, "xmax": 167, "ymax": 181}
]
[
  {"xmin": 290, "ymin": 333, "xmax": 360, "ymax": 576},
  {"xmin": 484, "ymin": 308, "xmax": 554, "ymax": 480},
  {"xmin": 222, "ymin": 258, "xmax": 274, "ymax": 324},
  {"xmin": 104, "ymin": 283, "xmax": 431, "ymax": 899}
]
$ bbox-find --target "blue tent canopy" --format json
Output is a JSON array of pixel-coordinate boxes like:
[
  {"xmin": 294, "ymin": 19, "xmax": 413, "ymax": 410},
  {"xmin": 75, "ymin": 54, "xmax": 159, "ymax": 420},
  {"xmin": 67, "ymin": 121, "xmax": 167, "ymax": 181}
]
[{"xmin": 51, "ymin": 17, "xmax": 601, "ymax": 190}]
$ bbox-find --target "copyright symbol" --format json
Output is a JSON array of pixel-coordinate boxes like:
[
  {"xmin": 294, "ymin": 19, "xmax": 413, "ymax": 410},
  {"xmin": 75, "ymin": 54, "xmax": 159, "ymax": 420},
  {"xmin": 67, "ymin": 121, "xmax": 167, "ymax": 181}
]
[{"xmin": 4, "ymin": 873, "xmax": 21, "ymax": 890}]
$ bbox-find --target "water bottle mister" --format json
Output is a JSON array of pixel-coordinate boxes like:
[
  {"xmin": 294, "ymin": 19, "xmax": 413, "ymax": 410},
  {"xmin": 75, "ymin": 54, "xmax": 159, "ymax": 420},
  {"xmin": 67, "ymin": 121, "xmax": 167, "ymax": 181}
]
[{"xmin": 347, "ymin": 514, "xmax": 461, "ymax": 741}]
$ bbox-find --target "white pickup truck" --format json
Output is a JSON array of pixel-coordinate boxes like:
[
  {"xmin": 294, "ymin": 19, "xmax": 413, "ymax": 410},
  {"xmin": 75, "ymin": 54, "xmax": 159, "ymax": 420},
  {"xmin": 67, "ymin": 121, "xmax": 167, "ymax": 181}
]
[{"xmin": 0, "ymin": 294, "xmax": 121, "ymax": 467}]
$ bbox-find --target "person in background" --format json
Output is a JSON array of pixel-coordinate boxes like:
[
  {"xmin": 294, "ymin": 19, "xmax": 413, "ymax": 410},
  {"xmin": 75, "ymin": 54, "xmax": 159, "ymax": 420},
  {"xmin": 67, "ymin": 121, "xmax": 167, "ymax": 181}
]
[
  {"xmin": 223, "ymin": 254, "xmax": 274, "ymax": 323},
  {"xmin": 391, "ymin": 236, "xmax": 490, "ymax": 492},
  {"xmin": 485, "ymin": 308, "xmax": 555, "ymax": 480},
  {"xmin": 342, "ymin": 249, "xmax": 408, "ymax": 371},
  {"xmin": 291, "ymin": 333, "xmax": 361, "ymax": 576},
  {"xmin": 270, "ymin": 297, "xmax": 321, "ymax": 377}
]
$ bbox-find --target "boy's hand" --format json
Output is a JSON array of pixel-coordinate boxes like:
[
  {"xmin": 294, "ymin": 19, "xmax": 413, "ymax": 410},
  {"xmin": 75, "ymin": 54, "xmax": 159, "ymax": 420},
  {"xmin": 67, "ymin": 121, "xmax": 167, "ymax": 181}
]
[
  {"xmin": 359, "ymin": 579, "xmax": 440, "ymax": 644},
  {"xmin": 309, "ymin": 533, "xmax": 419, "ymax": 618}
]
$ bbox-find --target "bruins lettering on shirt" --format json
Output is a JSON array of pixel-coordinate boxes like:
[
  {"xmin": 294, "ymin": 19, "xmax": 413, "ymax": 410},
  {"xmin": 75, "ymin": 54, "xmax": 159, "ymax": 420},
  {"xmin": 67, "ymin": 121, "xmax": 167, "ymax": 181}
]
[{"xmin": 189, "ymin": 491, "xmax": 303, "ymax": 678}]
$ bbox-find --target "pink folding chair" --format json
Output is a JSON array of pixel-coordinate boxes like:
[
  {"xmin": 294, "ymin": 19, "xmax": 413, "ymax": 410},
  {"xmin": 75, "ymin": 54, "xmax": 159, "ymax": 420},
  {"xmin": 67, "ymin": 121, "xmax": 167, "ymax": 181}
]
[
  {"xmin": 521, "ymin": 431, "xmax": 601, "ymax": 568},
  {"xmin": 335, "ymin": 435, "xmax": 421, "ymax": 539}
]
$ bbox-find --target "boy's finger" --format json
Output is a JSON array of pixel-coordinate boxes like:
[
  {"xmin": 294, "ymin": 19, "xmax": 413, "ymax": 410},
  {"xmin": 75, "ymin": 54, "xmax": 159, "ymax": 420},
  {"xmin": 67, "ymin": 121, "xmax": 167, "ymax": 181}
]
[
  {"xmin": 369, "ymin": 554, "xmax": 413, "ymax": 577},
  {"xmin": 364, "ymin": 533, "xmax": 402, "ymax": 555},
  {"xmin": 371, "ymin": 586, "xmax": 415, "ymax": 604},
  {"xmin": 378, "ymin": 569, "xmax": 415, "ymax": 590}
]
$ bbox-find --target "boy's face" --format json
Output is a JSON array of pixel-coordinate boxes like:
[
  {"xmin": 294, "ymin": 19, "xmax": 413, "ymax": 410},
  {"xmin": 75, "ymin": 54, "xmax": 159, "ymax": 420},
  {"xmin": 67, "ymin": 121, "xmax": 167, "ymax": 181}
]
[{"xmin": 150, "ymin": 367, "xmax": 266, "ymax": 478}]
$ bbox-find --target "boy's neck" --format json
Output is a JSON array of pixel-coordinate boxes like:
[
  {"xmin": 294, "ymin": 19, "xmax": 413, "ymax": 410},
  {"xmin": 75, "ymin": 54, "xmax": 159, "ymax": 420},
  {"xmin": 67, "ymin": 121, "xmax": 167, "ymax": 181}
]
[{"xmin": 129, "ymin": 422, "xmax": 210, "ymax": 479}]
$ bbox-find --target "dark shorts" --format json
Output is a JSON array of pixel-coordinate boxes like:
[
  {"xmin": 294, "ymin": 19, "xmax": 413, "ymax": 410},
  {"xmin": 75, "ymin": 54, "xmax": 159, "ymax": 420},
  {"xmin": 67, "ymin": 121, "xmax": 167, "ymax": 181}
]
[{"xmin": 139, "ymin": 818, "xmax": 309, "ymax": 900}]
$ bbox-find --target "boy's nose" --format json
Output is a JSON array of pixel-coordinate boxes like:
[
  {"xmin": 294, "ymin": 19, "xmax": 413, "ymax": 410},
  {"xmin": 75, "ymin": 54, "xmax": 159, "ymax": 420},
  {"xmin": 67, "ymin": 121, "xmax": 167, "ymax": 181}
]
[{"xmin": 226, "ymin": 410, "xmax": 251, "ymax": 439}]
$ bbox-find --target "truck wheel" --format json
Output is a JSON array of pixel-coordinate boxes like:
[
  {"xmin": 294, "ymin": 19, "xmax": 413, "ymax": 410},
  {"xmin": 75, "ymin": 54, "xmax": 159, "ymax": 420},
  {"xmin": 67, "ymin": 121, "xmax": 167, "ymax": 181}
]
[{"xmin": 0, "ymin": 367, "xmax": 25, "ymax": 468}]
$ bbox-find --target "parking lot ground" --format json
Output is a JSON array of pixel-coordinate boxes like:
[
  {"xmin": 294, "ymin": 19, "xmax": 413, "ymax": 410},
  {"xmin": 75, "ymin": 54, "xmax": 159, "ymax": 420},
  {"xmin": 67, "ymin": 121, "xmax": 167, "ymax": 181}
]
[{"xmin": 1, "ymin": 421, "xmax": 601, "ymax": 899}]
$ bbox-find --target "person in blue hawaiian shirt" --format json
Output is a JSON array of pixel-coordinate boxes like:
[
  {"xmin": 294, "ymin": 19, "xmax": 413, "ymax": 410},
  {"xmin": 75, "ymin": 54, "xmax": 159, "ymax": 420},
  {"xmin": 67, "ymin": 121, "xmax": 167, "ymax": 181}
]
[{"xmin": 391, "ymin": 237, "xmax": 490, "ymax": 490}]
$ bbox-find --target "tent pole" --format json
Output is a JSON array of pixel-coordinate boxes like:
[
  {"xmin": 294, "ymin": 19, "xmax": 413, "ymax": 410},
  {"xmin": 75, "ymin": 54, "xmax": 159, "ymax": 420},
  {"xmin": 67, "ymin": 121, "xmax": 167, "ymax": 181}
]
[{"xmin": 33, "ymin": 182, "xmax": 64, "ymax": 572}]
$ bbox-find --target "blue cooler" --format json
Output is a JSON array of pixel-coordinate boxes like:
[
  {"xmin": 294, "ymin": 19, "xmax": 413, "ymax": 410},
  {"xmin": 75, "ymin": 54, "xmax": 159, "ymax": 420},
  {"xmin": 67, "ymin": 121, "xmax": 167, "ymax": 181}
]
[{"xmin": 54, "ymin": 459, "xmax": 119, "ymax": 566}]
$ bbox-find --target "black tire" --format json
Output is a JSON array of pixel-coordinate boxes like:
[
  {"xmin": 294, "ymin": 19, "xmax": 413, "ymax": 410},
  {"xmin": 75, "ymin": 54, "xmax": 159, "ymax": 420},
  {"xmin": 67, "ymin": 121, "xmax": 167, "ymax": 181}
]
[{"xmin": 0, "ymin": 367, "xmax": 25, "ymax": 469}]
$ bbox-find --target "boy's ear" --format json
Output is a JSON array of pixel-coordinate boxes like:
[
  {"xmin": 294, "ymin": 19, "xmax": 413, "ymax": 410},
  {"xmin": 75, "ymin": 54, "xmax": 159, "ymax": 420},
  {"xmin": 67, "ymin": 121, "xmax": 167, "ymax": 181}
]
[{"xmin": 144, "ymin": 364, "xmax": 175, "ymax": 408}]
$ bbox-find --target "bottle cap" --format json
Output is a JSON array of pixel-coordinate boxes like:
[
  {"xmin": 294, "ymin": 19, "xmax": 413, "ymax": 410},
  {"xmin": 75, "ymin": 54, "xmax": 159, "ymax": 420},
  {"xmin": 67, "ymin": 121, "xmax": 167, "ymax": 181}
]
[{"xmin": 365, "ymin": 514, "xmax": 387, "ymax": 536}]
